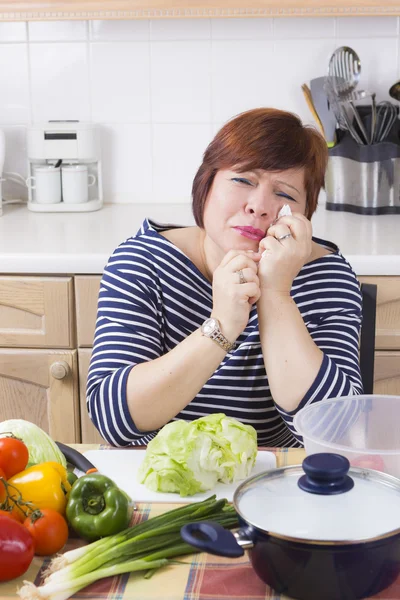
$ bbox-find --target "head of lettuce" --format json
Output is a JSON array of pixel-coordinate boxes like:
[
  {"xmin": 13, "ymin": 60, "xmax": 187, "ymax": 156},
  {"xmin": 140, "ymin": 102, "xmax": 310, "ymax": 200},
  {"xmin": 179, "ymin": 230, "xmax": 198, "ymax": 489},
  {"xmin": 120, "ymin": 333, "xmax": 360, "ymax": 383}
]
[{"xmin": 137, "ymin": 414, "xmax": 257, "ymax": 496}]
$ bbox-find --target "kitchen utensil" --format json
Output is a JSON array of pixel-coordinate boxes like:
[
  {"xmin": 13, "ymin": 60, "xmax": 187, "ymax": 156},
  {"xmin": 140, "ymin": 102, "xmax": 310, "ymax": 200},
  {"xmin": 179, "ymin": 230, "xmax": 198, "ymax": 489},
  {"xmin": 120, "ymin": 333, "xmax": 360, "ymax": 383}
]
[
  {"xmin": 326, "ymin": 46, "xmax": 373, "ymax": 145},
  {"xmin": 309, "ymin": 76, "xmax": 337, "ymax": 146},
  {"xmin": 82, "ymin": 448, "xmax": 276, "ymax": 504},
  {"xmin": 375, "ymin": 101, "xmax": 397, "ymax": 142},
  {"xmin": 301, "ymin": 83, "xmax": 325, "ymax": 138},
  {"xmin": 56, "ymin": 441, "xmax": 99, "ymax": 474},
  {"xmin": 181, "ymin": 453, "xmax": 400, "ymax": 600},
  {"xmin": 328, "ymin": 46, "xmax": 361, "ymax": 97},
  {"xmin": 61, "ymin": 164, "xmax": 96, "ymax": 204},
  {"xmin": 389, "ymin": 80, "xmax": 400, "ymax": 102},
  {"xmin": 294, "ymin": 395, "xmax": 400, "ymax": 477},
  {"xmin": 25, "ymin": 164, "xmax": 62, "ymax": 204}
]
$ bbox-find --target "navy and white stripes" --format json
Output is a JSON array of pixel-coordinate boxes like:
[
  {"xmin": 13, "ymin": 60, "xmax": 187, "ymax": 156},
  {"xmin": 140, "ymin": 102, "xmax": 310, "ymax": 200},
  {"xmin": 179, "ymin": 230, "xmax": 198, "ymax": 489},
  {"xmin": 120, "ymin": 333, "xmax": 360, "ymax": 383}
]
[{"xmin": 87, "ymin": 218, "xmax": 363, "ymax": 448}]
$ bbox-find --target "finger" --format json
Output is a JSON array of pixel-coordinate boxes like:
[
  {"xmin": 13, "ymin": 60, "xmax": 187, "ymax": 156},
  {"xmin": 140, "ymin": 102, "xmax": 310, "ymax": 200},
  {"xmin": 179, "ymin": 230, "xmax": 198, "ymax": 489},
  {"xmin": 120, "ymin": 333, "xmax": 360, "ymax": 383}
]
[
  {"xmin": 227, "ymin": 253, "xmax": 261, "ymax": 274},
  {"xmin": 267, "ymin": 224, "xmax": 293, "ymax": 241},
  {"xmin": 234, "ymin": 268, "xmax": 259, "ymax": 285},
  {"xmin": 219, "ymin": 249, "xmax": 261, "ymax": 268},
  {"xmin": 249, "ymin": 289, "xmax": 261, "ymax": 305},
  {"xmin": 277, "ymin": 214, "xmax": 312, "ymax": 239},
  {"xmin": 258, "ymin": 235, "xmax": 281, "ymax": 254},
  {"xmin": 237, "ymin": 282, "xmax": 260, "ymax": 302}
]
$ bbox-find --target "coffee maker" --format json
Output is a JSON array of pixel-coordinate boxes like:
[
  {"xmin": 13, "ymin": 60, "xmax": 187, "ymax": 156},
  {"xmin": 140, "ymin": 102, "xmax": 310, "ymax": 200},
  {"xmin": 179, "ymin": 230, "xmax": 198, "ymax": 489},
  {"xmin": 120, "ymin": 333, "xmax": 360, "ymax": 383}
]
[{"xmin": 26, "ymin": 121, "xmax": 103, "ymax": 212}]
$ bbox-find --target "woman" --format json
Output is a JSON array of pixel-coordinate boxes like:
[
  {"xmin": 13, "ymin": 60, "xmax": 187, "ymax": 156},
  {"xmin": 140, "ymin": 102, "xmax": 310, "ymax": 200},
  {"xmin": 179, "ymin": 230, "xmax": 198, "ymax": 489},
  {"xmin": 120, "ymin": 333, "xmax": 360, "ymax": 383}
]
[{"xmin": 87, "ymin": 108, "xmax": 363, "ymax": 448}]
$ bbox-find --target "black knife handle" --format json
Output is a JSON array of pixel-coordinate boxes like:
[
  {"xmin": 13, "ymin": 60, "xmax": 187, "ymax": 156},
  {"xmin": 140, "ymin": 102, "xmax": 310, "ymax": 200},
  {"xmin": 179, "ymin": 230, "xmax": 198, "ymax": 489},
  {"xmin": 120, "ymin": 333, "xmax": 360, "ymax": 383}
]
[{"xmin": 56, "ymin": 441, "xmax": 98, "ymax": 474}]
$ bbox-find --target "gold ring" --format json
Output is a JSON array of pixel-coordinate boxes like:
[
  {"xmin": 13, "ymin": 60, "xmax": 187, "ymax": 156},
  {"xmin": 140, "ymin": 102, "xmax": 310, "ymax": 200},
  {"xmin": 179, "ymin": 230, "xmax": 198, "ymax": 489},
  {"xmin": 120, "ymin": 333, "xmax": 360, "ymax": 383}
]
[{"xmin": 238, "ymin": 269, "xmax": 246, "ymax": 284}]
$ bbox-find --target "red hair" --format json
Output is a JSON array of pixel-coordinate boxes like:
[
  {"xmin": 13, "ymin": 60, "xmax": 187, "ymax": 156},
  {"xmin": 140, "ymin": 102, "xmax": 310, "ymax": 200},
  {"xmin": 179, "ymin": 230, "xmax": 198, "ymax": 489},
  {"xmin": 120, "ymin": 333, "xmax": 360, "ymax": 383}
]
[{"xmin": 192, "ymin": 108, "xmax": 328, "ymax": 227}]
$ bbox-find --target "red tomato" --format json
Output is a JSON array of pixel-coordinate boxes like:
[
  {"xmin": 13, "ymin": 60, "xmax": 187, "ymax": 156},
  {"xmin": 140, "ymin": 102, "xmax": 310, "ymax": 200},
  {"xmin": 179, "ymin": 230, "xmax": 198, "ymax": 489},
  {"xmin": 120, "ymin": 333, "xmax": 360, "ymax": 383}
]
[
  {"xmin": 0, "ymin": 509, "xmax": 20, "ymax": 522},
  {"xmin": 23, "ymin": 509, "xmax": 69, "ymax": 556},
  {"xmin": 0, "ymin": 515, "xmax": 34, "ymax": 582},
  {"xmin": 0, "ymin": 437, "xmax": 29, "ymax": 479}
]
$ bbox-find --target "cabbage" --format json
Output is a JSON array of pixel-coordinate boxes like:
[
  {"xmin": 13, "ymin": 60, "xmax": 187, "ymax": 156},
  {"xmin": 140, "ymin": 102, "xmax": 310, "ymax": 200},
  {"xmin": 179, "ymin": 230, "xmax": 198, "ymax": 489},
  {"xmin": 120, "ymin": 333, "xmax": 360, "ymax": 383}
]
[
  {"xmin": 0, "ymin": 419, "xmax": 67, "ymax": 468},
  {"xmin": 137, "ymin": 414, "xmax": 257, "ymax": 496}
]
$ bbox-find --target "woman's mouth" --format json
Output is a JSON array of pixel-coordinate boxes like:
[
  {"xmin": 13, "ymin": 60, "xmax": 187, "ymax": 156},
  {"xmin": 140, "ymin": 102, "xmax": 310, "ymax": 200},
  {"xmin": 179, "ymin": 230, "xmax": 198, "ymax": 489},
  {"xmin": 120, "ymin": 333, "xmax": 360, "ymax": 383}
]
[{"xmin": 233, "ymin": 226, "xmax": 265, "ymax": 241}]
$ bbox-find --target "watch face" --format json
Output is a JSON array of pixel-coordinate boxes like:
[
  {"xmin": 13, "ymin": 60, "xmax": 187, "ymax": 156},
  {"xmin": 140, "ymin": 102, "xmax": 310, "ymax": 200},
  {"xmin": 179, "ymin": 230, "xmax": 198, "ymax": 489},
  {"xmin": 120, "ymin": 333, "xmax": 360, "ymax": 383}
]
[{"xmin": 202, "ymin": 318, "xmax": 218, "ymax": 335}]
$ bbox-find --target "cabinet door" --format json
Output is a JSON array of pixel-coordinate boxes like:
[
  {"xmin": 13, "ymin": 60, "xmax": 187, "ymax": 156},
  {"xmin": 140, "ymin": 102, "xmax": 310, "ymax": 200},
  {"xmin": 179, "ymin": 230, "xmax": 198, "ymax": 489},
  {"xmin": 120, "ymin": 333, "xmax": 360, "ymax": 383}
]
[
  {"xmin": 358, "ymin": 277, "xmax": 400, "ymax": 350},
  {"xmin": 78, "ymin": 348, "xmax": 105, "ymax": 444},
  {"xmin": 374, "ymin": 352, "xmax": 400, "ymax": 395},
  {"xmin": 0, "ymin": 276, "xmax": 74, "ymax": 348},
  {"xmin": 0, "ymin": 349, "xmax": 80, "ymax": 442},
  {"xmin": 75, "ymin": 276, "xmax": 101, "ymax": 347}
]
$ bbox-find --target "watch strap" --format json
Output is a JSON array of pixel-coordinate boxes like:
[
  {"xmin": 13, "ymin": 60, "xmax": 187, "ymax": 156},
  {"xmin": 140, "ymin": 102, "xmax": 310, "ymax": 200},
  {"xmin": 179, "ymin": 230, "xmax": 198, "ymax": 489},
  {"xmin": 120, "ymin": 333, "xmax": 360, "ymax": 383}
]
[{"xmin": 209, "ymin": 329, "xmax": 235, "ymax": 352}]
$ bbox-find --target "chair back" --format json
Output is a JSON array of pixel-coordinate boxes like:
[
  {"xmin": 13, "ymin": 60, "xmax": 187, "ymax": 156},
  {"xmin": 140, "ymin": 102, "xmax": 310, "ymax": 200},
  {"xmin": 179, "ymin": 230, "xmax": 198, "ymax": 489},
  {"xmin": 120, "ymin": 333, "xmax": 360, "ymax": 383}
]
[{"xmin": 360, "ymin": 283, "xmax": 377, "ymax": 394}]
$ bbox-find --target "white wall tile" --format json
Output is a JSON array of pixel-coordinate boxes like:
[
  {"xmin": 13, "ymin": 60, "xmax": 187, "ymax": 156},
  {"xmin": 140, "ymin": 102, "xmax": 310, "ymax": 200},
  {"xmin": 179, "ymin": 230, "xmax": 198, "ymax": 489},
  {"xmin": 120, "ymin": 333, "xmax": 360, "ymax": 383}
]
[
  {"xmin": 211, "ymin": 41, "xmax": 274, "ymax": 123},
  {"xmin": 151, "ymin": 41, "xmax": 211, "ymax": 123},
  {"xmin": 272, "ymin": 39, "xmax": 336, "ymax": 118},
  {"xmin": 0, "ymin": 44, "xmax": 30, "ymax": 123},
  {"xmin": 211, "ymin": 17, "xmax": 273, "ymax": 39},
  {"xmin": 90, "ymin": 20, "xmax": 149, "ymax": 41},
  {"xmin": 336, "ymin": 37, "xmax": 398, "ymax": 102},
  {"xmin": 100, "ymin": 124, "xmax": 152, "ymax": 202},
  {"xmin": 30, "ymin": 43, "xmax": 90, "ymax": 122},
  {"xmin": 153, "ymin": 124, "xmax": 211, "ymax": 202},
  {"xmin": 274, "ymin": 17, "xmax": 335, "ymax": 38},
  {"xmin": 336, "ymin": 16, "xmax": 398, "ymax": 38},
  {"xmin": 28, "ymin": 20, "xmax": 87, "ymax": 41},
  {"xmin": 2, "ymin": 125, "xmax": 29, "ymax": 201},
  {"xmin": 0, "ymin": 22, "xmax": 27, "ymax": 42},
  {"xmin": 91, "ymin": 42, "xmax": 150, "ymax": 123},
  {"xmin": 150, "ymin": 18, "xmax": 210, "ymax": 40}
]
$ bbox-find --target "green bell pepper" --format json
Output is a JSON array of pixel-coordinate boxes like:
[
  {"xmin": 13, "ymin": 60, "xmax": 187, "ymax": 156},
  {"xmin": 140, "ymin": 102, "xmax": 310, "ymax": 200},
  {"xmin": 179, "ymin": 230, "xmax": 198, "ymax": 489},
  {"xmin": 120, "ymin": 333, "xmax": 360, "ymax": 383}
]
[{"xmin": 66, "ymin": 473, "xmax": 133, "ymax": 541}]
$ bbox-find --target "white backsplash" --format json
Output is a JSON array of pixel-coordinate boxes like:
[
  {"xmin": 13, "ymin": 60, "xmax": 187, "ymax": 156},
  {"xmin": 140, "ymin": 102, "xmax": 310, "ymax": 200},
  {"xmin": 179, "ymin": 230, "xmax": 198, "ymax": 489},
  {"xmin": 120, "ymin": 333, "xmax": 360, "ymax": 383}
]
[{"xmin": 0, "ymin": 17, "xmax": 399, "ymax": 204}]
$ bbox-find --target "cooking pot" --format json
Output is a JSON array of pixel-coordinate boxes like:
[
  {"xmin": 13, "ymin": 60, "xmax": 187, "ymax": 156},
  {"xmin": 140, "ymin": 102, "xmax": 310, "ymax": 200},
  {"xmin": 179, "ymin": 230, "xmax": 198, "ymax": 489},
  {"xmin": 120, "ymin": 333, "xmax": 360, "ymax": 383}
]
[{"xmin": 181, "ymin": 453, "xmax": 400, "ymax": 600}]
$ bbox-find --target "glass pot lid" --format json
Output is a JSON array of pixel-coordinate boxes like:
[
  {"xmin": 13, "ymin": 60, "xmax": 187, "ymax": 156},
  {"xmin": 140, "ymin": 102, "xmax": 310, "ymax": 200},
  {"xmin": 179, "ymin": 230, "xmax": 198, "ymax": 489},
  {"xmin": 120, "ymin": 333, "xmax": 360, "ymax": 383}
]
[{"xmin": 234, "ymin": 453, "xmax": 400, "ymax": 543}]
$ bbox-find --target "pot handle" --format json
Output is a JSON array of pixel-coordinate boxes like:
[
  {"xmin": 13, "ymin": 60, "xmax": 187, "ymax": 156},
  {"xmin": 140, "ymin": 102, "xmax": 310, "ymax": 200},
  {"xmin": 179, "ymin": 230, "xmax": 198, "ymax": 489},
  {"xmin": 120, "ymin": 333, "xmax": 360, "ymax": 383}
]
[{"xmin": 181, "ymin": 521, "xmax": 245, "ymax": 558}]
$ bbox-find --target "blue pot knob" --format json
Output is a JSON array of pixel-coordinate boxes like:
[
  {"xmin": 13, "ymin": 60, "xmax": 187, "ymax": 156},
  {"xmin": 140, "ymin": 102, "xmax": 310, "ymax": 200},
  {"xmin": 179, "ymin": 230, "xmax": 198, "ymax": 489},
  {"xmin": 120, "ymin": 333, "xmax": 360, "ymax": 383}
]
[{"xmin": 298, "ymin": 453, "xmax": 354, "ymax": 495}]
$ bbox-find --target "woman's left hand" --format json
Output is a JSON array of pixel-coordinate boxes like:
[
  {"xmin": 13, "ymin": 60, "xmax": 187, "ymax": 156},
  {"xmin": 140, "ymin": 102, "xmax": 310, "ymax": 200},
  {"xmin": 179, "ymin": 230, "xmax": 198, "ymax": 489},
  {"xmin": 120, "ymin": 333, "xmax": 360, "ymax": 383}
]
[{"xmin": 258, "ymin": 214, "xmax": 313, "ymax": 294}]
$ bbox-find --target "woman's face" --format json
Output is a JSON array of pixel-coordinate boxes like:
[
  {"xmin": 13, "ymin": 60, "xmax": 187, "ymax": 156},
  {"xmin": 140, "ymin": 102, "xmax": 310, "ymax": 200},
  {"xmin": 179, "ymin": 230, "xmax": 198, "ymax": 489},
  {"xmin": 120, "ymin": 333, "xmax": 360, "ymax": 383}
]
[{"xmin": 202, "ymin": 167, "xmax": 307, "ymax": 254}]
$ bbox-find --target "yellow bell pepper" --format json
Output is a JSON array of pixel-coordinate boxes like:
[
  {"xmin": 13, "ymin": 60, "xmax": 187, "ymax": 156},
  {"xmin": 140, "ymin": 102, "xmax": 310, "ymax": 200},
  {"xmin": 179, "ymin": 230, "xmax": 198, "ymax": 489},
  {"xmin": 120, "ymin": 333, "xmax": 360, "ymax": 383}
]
[{"xmin": 7, "ymin": 461, "xmax": 72, "ymax": 514}]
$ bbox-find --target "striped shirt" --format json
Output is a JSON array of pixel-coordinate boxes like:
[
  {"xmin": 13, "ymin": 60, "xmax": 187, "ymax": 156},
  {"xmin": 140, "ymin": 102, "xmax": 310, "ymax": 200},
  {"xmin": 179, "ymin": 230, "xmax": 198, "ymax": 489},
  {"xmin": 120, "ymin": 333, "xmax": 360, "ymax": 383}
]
[{"xmin": 87, "ymin": 218, "xmax": 363, "ymax": 448}]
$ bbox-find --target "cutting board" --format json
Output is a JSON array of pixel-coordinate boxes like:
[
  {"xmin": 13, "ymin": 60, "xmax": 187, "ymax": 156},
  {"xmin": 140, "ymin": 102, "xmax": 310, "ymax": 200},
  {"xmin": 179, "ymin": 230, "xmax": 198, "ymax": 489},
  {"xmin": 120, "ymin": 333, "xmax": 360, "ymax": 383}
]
[{"xmin": 83, "ymin": 449, "xmax": 276, "ymax": 503}]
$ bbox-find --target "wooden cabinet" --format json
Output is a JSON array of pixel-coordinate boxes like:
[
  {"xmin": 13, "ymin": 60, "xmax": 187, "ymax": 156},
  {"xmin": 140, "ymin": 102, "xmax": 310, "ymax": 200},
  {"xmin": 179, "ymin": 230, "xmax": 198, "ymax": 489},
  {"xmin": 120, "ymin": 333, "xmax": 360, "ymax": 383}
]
[
  {"xmin": 78, "ymin": 348, "xmax": 104, "ymax": 444},
  {"xmin": 374, "ymin": 352, "xmax": 400, "ymax": 396},
  {"xmin": 1, "ymin": 1, "xmax": 399, "ymax": 22},
  {"xmin": 358, "ymin": 276, "xmax": 400, "ymax": 350},
  {"xmin": 75, "ymin": 276, "xmax": 101, "ymax": 348},
  {"xmin": 0, "ymin": 276, "xmax": 74, "ymax": 348},
  {"xmin": 0, "ymin": 349, "xmax": 80, "ymax": 442}
]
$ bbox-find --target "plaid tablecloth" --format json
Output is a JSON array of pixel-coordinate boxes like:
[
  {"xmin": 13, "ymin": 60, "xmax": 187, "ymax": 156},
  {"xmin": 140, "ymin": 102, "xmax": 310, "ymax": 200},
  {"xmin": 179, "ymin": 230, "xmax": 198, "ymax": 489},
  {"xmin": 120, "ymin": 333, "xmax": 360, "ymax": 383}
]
[{"xmin": 1, "ymin": 445, "xmax": 399, "ymax": 600}]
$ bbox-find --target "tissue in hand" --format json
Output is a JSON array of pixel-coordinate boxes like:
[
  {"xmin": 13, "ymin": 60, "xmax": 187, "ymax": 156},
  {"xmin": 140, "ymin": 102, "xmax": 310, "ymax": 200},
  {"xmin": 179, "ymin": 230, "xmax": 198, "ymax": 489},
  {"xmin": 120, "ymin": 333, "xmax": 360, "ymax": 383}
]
[{"xmin": 261, "ymin": 204, "xmax": 292, "ymax": 258}]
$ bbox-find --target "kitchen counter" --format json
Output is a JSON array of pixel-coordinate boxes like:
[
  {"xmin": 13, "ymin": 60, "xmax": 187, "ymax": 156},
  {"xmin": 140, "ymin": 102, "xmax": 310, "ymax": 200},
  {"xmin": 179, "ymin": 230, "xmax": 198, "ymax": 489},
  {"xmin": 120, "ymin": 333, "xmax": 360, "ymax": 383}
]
[{"xmin": 0, "ymin": 203, "xmax": 399, "ymax": 275}]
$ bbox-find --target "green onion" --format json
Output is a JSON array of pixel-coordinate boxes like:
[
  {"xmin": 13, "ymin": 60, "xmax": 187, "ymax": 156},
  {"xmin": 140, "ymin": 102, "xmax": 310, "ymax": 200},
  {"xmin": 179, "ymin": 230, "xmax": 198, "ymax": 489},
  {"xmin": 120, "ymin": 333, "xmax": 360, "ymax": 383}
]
[{"xmin": 18, "ymin": 495, "xmax": 238, "ymax": 600}]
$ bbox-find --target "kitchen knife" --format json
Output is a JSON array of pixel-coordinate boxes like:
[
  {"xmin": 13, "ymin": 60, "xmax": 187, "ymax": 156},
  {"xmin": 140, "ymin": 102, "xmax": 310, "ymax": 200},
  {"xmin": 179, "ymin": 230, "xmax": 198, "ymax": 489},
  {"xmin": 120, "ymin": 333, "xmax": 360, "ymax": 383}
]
[{"xmin": 56, "ymin": 441, "xmax": 98, "ymax": 474}]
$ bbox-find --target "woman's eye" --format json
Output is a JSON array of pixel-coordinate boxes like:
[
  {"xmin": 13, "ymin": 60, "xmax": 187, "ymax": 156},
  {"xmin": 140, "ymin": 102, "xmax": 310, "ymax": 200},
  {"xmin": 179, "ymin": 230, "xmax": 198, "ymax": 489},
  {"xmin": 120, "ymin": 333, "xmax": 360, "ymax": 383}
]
[
  {"xmin": 231, "ymin": 177, "xmax": 253, "ymax": 186},
  {"xmin": 276, "ymin": 192, "xmax": 296, "ymax": 202}
]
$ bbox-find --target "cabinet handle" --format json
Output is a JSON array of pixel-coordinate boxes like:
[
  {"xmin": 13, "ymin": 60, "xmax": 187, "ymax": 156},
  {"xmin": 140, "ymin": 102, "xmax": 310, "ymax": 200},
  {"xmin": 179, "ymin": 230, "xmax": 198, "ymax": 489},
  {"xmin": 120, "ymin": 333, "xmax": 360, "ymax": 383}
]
[{"xmin": 50, "ymin": 361, "xmax": 70, "ymax": 380}]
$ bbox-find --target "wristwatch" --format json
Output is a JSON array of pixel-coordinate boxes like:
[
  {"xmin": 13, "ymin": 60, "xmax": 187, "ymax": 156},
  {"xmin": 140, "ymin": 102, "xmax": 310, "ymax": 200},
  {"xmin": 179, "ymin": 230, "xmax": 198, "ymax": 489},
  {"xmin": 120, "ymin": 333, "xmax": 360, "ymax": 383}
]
[{"xmin": 201, "ymin": 318, "xmax": 235, "ymax": 352}]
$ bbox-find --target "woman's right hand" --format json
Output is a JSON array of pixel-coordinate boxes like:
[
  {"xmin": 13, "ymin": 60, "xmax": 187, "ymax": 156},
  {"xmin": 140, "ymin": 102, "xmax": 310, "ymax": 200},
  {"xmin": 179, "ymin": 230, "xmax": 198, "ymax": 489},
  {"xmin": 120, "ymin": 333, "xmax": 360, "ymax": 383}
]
[{"xmin": 211, "ymin": 250, "xmax": 261, "ymax": 342}]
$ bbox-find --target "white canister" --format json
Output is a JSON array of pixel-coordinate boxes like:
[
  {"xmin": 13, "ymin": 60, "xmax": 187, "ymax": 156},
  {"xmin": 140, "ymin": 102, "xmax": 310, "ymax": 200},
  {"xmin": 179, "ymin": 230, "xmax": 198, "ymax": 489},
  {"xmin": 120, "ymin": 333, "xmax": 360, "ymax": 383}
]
[
  {"xmin": 61, "ymin": 164, "xmax": 96, "ymax": 204},
  {"xmin": 26, "ymin": 165, "xmax": 62, "ymax": 204}
]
